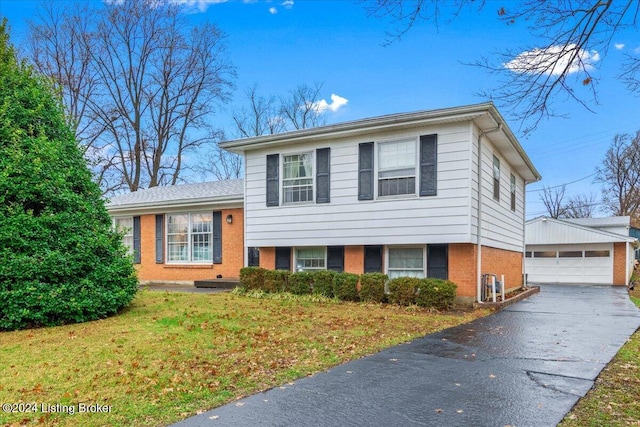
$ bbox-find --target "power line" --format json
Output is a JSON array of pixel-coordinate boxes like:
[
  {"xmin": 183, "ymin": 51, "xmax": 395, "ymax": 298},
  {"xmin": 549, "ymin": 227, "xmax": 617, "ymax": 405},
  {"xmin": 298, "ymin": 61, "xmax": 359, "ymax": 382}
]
[{"xmin": 526, "ymin": 172, "xmax": 597, "ymax": 193}]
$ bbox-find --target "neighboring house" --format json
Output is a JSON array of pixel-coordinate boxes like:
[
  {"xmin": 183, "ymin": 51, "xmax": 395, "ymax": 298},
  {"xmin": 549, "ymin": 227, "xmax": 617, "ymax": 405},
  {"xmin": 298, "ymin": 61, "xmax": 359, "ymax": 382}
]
[
  {"xmin": 220, "ymin": 102, "xmax": 541, "ymax": 303},
  {"xmin": 525, "ymin": 216, "xmax": 638, "ymax": 285},
  {"xmin": 106, "ymin": 180, "xmax": 244, "ymax": 284}
]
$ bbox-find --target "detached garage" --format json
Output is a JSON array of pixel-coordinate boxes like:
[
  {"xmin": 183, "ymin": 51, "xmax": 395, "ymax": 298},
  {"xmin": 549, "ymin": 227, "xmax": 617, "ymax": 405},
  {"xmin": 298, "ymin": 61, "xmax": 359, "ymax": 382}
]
[{"xmin": 525, "ymin": 217, "xmax": 637, "ymax": 285}]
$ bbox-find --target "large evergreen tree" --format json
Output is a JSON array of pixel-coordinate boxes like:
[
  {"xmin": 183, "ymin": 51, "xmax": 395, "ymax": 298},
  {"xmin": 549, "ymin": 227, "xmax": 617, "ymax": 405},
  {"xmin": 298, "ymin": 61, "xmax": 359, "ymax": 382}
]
[{"xmin": 0, "ymin": 21, "xmax": 137, "ymax": 330}]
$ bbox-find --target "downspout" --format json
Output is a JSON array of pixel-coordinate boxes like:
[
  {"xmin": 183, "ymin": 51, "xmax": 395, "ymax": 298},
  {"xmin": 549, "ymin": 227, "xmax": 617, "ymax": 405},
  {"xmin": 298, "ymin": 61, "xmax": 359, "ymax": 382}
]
[{"xmin": 476, "ymin": 123, "xmax": 502, "ymax": 304}]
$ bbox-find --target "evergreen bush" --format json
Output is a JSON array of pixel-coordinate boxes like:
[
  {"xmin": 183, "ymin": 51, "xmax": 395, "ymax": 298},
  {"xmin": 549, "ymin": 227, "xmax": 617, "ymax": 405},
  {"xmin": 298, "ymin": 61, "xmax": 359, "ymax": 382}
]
[
  {"xmin": 359, "ymin": 273, "xmax": 388, "ymax": 303},
  {"xmin": 387, "ymin": 277, "xmax": 420, "ymax": 306},
  {"xmin": 239, "ymin": 267, "xmax": 265, "ymax": 290},
  {"xmin": 333, "ymin": 272, "xmax": 359, "ymax": 301},
  {"xmin": 310, "ymin": 270, "xmax": 336, "ymax": 297},
  {"xmin": 263, "ymin": 270, "xmax": 290, "ymax": 293},
  {"xmin": 0, "ymin": 22, "xmax": 137, "ymax": 330},
  {"xmin": 416, "ymin": 279, "xmax": 457, "ymax": 309},
  {"xmin": 289, "ymin": 272, "xmax": 313, "ymax": 295}
]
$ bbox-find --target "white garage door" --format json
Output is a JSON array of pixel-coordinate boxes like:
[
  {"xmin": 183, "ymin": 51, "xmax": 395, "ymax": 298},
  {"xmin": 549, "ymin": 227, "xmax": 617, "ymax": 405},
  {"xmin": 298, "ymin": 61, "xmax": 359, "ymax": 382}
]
[{"xmin": 525, "ymin": 244, "xmax": 613, "ymax": 284}]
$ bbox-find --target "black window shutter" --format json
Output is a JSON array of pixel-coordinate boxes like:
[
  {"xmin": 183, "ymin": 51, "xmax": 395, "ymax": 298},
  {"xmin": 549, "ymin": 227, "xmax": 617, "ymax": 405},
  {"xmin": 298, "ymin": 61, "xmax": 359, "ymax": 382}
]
[
  {"xmin": 155, "ymin": 214, "xmax": 164, "ymax": 264},
  {"xmin": 316, "ymin": 148, "xmax": 331, "ymax": 203},
  {"xmin": 212, "ymin": 211, "xmax": 222, "ymax": 264},
  {"xmin": 419, "ymin": 134, "xmax": 437, "ymax": 197},
  {"xmin": 364, "ymin": 245, "xmax": 383, "ymax": 273},
  {"xmin": 427, "ymin": 244, "xmax": 448, "ymax": 279},
  {"xmin": 133, "ymin": 216, "xmax": 141, "ymax": 264},
  {"xmin": 266, "ymin": 154, "xmax": 279, "ymax": 207},
  {"xmin": 358, "ymin": 142, "xmax": 374, "ymax": 200},
  {"xmin": 327, "ymin": 246, "xmax": 344, "ymax": 272},
  {"xmin": 275, "ymin": 247, "xmax": 291, "ymax": 271}
]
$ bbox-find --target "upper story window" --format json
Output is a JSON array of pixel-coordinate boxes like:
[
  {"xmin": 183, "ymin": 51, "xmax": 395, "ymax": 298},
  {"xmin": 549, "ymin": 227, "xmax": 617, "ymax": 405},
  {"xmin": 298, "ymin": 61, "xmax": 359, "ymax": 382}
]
[
  {"xmin": 378, "ymin": 139, "xmax": 416, "ymax": 197},
  {"xmin": 265, "ymin": 149, "xmax": 330, "ymax": 207},
  {"xmin": 493, "ymin": 155, "xmax": 500, "ymax": 201},
  {"xmin": 167, "ymin": 212, "xmax": 213, "ymax": 263},
  {"xmin": 358, "ymin": 135, "xmax": 436, "ymax": 201},
  {"xmin": 113, "ymin": 216, "xmax": 134, "ymax": 255},
  {"xmin": 283, "ymin": 153, "xmax": 313, "ymax": 204},
  {"xmin": 510, "ymin": 173, "xmax": 516, "ymax": 211}
]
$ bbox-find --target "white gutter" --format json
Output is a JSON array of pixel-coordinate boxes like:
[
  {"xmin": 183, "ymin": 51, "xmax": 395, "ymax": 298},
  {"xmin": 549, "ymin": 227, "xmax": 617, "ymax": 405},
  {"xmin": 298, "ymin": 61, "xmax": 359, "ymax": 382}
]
[{"xmin": 476, "ymin": 124, "xmax": 502, "ymax": 304}]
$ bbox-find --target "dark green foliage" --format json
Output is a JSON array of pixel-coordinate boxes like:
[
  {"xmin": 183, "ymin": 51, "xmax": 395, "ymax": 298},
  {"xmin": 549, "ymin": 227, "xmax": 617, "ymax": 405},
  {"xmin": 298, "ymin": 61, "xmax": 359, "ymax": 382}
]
[
  {"xmin": 387, "ymin": 277, "xmax": 420, "ymax": 306},
  {"xmin": 360, "ymin": 273, "xmax": 388, "ymax": 303},
  {"xmin": 416, "ymin": 279, "xmax": 457, "ymax": 310},
  {"xmin": 289, "ymin": 272, "xmax": 313, "ymax": 295},
  {"xmin": 239, "ymin": 267, "xmax": 265, "ymax": 290},
  {"xmin": 263, "ymin": 270, "xmax": 290, "ymax": 293},
  {"xmin": 311, "ymin": 270, "xmax": 336, "ymax": 297},
  {"xmin": 333, "ymin": 272, "xmax": 359, "ymax": 301},
  {"xmin": 0, "ymin": 21, "xmax": 137, "ymax": 330}
]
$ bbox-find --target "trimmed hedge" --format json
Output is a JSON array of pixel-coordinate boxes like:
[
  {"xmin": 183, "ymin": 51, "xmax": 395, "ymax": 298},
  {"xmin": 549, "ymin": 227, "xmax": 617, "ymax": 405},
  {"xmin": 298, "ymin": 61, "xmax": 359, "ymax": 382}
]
[
  {"xmin": 333, "ymin": 272, "xmax": 359, "ymax": 301},
  {"xmin": 263, "ymin": 270, "xmax": 290, "ymax": 293},
  {"xmin": 289, "ymin": 272, "xmax": 313, "ymax": 295},
  {"xmin": 387, "ymin": 277, "xmax": 421, "ymax": 306},
  {"xmin": 311, "ymin": 270, "xmax": 336, "ymax": 297},
  {"xmin": 416, "ymin": 278, "xmax": 457, "ymax": 310},
  {"xmin": 359, "ymin": 273, "xmax": 388, "ymax": 303},
  {"xmin": 239, "ymin": 267, "xmax": 265, "ymax": 290}
]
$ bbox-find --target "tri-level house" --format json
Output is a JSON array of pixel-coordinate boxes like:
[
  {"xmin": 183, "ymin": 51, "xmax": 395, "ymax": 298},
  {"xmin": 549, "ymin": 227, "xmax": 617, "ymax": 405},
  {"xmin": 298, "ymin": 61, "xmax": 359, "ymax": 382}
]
[{"xmin": 220, "ymin": 102, "xmax": 541, "ymax": 303}]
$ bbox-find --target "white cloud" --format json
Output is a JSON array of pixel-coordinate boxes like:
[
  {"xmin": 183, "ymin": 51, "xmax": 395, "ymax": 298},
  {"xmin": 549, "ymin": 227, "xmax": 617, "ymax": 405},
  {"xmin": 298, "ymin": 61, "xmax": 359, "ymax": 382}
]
[
  {"xmin": 505, "ymin": 44, "xmax": 600, "ymax": 76},
  {"xmin": 170, "ymin": 0, "xmax": 228, "ymax": 12},
  {"xmin": 615, "ymin": 43, "xmax": 625, "ymax": 50},
  {"xmin": 269, "ymin": 6, "xmax": 278, "ymax": 14},
  {"xmin": 281, "ymin": 0, "xmax": 294, "ymax": 9},
  {"xmin": 313, "ymin": 94, "xmax": 349, "ymax": 113}
]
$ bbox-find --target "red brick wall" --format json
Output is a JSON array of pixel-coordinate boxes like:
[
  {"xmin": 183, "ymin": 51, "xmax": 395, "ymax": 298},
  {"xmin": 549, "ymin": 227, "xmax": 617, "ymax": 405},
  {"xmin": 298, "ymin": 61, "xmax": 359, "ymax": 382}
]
[
  {"xmin": 448, "ymin": 244, "xmax": 477, "ymax": 298},
  {"xmin": 613, "ymin": 242, "xmax": 627, "ymax": 286},
  {"xmin": 345, "ymin": 246, "xmax": 364, "ymax": 275},
  {"xmin": 481, "ymin": 246, "xmax": 524, "ymax": 289},
  {"xmin": 259, "ymin": 247, "xmax": 276, "ymax": 269},
  {"xmin": 136, "ymin": 208, "xmax": 244, "ymax": 282}
]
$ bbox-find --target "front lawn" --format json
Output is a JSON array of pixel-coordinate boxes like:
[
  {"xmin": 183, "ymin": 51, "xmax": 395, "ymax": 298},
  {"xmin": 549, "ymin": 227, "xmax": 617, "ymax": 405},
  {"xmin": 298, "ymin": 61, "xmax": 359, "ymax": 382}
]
[
  {"xmin": 560, "ymin": 286, "xmax": 640, "ymax": 426},
  {"xmin": 0, "ymin": 291, "xmax": 487, "ymax": 426}
]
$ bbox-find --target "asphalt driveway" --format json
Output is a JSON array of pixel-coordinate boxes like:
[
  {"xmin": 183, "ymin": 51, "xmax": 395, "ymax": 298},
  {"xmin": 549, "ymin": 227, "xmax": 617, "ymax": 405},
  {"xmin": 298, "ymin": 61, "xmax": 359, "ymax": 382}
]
[{"xmin": 172, "ymin": 284, "xmax": 640, "ymax": 427}]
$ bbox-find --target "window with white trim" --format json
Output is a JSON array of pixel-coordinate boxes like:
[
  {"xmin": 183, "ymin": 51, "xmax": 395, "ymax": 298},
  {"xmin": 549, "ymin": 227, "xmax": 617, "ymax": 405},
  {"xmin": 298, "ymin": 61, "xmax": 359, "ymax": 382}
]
[
  {"xmin": 493, "ymin": 155, "xmax": 500, "ymax": 201},
  {"xmin": 510, "ymin": 173, "xmax": 516, "ymax": 211},
  {"xmin": 387, "ymin": 247, "xmax": 425, "ymax": 279},
  {"xmin": 378, "ymin": 139, "xmax": 416, "ymax": 197},
  {"xmin": 283, "ymin": 153, "xmax": 313, "ymax": 204},
  {"xmin": 114, "ymin": 217, "xmax": 134, "ymax": 255},
  {"xmin": 167, "ymin": 212, "xmax": 213, "ymax": 263},
  {"xmin": 296, "ymin": 247, "xmax": 326, "ymax": 271}
]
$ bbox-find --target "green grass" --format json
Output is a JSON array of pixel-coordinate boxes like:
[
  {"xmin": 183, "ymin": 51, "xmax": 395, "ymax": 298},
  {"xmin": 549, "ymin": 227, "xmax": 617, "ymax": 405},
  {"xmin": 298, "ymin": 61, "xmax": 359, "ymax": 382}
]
[
  {"xmin": 0, "ymin": 290, "xmax": 488, "ymax": 426},
  {"xmin": 560, "ymin": 286, "xmax": 640, "ymax": 426}
]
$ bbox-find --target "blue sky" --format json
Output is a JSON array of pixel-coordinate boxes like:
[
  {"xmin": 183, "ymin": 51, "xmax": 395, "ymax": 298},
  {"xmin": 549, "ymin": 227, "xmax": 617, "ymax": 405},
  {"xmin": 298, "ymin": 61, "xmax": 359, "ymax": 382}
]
[{"xmin": 1, "ymin": 0, "xmax": 639, "ymax": 217}]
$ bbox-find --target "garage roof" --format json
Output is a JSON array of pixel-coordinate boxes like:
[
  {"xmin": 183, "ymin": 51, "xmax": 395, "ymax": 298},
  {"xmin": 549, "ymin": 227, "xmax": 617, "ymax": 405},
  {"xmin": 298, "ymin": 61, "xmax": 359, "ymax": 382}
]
[{"xmin": 526, "ymin": 217, "xmax": 636, "ymax": 245}]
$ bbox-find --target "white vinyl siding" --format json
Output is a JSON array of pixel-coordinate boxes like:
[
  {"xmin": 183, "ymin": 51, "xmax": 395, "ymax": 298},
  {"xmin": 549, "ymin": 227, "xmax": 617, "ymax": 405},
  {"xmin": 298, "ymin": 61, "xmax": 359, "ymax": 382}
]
[
  {"xmin": 244, "ymin": 123, "xmax": 474, "ymax": 247},
  {"xmin": 470, "ymin": 127, "xmax": 526, "ymax": 252},
  {"xmin": 167, "ymin": 212, "xmax": 213, "ymax": 263}
]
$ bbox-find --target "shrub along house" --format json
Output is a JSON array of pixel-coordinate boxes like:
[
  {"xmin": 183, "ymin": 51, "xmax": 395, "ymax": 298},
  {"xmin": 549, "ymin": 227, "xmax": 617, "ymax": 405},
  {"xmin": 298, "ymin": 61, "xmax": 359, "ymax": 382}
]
[
  {"xmin": 220, "ymin": 103, "xmax": 541, "ymax": 304},
  {"xmin": 106, "ymin": 180, "xmax": 244, "ymax": 284}
]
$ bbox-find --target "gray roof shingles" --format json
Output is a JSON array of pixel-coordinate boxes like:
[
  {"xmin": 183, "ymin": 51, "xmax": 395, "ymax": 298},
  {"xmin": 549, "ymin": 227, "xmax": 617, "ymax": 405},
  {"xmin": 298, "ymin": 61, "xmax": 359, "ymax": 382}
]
[{"xmin": 106, "ymin": 179, "xmax": 244, "ymax": 209}]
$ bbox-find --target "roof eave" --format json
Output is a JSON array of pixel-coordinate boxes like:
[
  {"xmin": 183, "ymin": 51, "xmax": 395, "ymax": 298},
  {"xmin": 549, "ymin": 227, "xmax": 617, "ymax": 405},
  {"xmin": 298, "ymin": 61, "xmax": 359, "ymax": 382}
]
[{"xmin": 106, "ymin": 195, "xmax": 244, "ymax": 215}]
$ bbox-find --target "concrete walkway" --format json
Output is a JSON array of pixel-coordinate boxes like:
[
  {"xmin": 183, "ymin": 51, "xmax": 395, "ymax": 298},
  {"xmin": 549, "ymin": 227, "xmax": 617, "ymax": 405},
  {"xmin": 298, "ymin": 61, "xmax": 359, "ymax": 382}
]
[{"xmin": 172, "ymin": 284, "xmax": 640, "ymax": 427}]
